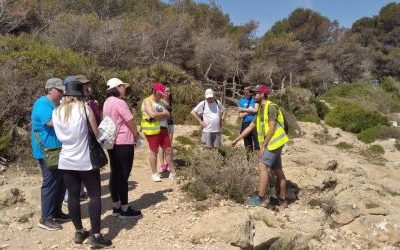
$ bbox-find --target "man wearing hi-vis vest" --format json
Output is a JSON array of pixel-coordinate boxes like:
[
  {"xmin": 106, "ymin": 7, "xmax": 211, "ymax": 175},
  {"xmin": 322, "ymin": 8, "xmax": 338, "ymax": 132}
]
[
  {"xmin": 141, "ymin": 83, "xmax": 176, "ymax": 182},
  {"xmin": 232, "ymin": 84, "xmax": 289, "ymax": 207}
]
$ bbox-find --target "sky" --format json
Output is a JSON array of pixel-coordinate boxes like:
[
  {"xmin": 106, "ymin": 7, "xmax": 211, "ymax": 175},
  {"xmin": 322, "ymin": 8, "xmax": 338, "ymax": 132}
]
[{"xmin": 168, "ymin": 0, "xmax": 400, "ymax": 36}]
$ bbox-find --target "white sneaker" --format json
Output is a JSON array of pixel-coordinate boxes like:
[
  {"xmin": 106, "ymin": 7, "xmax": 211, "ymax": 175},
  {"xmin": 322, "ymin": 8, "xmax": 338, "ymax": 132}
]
[
  {"xmin": 151, "ymin": 173, "xmax": 162, "ymax": 182},
  {"xmin": 169, "ymin": 172, "xmax": 176, "ymax": 180}
]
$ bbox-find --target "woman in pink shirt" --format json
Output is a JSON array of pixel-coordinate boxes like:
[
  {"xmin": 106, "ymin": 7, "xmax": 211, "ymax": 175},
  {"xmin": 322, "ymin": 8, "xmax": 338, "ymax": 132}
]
[{"xmin": 103, "ymin": 78, "xmax": 142, "ymax": 219}]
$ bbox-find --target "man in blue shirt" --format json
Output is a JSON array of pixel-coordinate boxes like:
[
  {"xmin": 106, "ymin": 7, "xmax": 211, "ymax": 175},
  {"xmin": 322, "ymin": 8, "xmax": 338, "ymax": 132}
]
[
  {"xmin": 238, "ymin": 85, "xmax": 260, "ymax": 151},
  {"xmin": 31, "ymin": 78, "xmax": 69, "ymax": 231}
]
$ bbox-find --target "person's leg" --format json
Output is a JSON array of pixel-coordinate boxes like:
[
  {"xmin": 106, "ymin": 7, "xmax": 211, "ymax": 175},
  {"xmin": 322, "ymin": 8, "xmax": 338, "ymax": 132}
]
[
  {"xmin": 160, "ymin": 129, "xmax": 175, "ymax": 175},
  {"xmin": 201, "ymin": 132, "xmax": 212, "ymax": 149},
  {"xmin": 62, "ymin": 170, "xmax": 83, "ymax": 231},
  {"xmin": 107, "ymin": 148, "xmax": 121, "ymax": 209},
  {"xmin": 81, "ymin": 169, "xmax": 101, "ymax": 235},
  {"xmin": 252, "ymin": 127, "xmax": 260, "ymax": 150},
  {"xmin": 158, "ymin": 148, "xmax": 167, "ymax": 172},
  {"xmin": 258, "ymin": 162, "xmax": 269, "ymax": 198},
  {"xmin": 114, "ymin": 145, "xmax": 134, "ymax": 209},
  {"xmin": 212, "ymin": 132, "xmax": 222, "ymax": 148},
  {"xmin": 145, "ymin": 135, "xmax": 160, "ymax": 175},
  {"xmin": 54, "ymin": 169, "xmax": 66, "ymax": 218},
  {"xmin": 39, "ymin": 160, "xmax": 60, "ymax": 222}
]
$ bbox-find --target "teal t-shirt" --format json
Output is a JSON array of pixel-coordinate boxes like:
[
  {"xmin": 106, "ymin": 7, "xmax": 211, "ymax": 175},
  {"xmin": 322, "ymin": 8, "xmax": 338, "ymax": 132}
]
[{"xmin": 31, "ymin": 96, "xmax": 61, "ymax": 159}]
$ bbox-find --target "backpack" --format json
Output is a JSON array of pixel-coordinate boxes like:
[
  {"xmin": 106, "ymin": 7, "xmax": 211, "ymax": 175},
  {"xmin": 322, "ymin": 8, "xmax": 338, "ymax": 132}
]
[
  {"xmin": 199, "ymin": 99, "xmax": 221, "ymax": 120},
  {"xmin": 98, "ymin": 116, "xmax": 117, "ymax": 150}
]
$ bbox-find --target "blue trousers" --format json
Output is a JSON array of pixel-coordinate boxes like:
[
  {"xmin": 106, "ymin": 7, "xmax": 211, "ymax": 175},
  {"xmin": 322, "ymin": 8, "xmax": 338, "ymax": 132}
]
[{"xmin": 39, "ymin": 160, "xmax": 66, "ymax": 221}]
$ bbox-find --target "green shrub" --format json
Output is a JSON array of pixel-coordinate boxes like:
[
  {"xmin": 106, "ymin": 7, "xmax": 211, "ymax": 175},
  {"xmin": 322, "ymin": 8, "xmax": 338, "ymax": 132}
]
[
  {"xmin": 190, "ymin": 127, "xmax": 202, "ymax": 137},
  {"xmin": 395, "ymin": 139, "xmax": 400, "ymax": 151},
  {"xmin": 380, "ymin": 76, "xmax": 399, "ymax": 93},
  {"xmin": 368, "ymin": 144, "xmax": 385, "ymax": 155},
  {"xmin": 325, "ymin": 101, "xmax": 388, "ymax": 134},
  {"xmin": 221, "ymin": 123, "xmax": 240, "ymax": 140},
  {"xmin": 175, "ymin": 136, "xmax": 194, "ymax": 145},
  {"xmin": 335, "ymin": 142, "xmax": 354, "ymax": 150},
  {"xmin": 324, "ymin": 82, "xmax": 400, "ymax": 113},
  {"xmin": 297, "ymin": 113, "xmax": 320, "ymax": 123},
  {"xmin": 0, "ymin": 120, "xmax": 10, "ymax": 154},
  {"xmin": 357, "ymin": 125, "xmax": 400, "ymax": 143},
  {"xmin": 182, "ymin": 181, "xmax": 210, "ymax": 201},
  {"xmin": 310, "ymin": 97, "xmax": 330, "ymax": 119},
  {"xmin": 181, "ymin": 148, "xmax": 258, "ymax": 203}
]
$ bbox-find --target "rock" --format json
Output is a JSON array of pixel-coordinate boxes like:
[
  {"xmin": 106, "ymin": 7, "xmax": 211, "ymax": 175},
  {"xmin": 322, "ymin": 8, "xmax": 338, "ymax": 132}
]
[
  {"xmin": 185, "ymin": 207, "xmax": 252, "ymax": 249},
  {"xmin": 249, "ymin": 207, "xmax": 278, "ymax": 228},
  {"xmin": 0, "ymin": 244, "xmax": 9, "ymax": 249},
  {"xmin": 0, "ymin": 188, "xmax": 23, "ymax": 207},
  {"xmin": 252, "ymin": 221, "xmax": 280, "ymax": 250},
  {"xmin": 321, "ymin": 174, "xmax": 337, "ymax": 190},
  {"xmin": 365, "ymin": 207, "xmax": 388, "ymax": 216},
  {"xmin": 332, "ymin": 204, "xmax": 361, "ymax": 225},
  {"xmin": 325, "ymin": 160, "xmax": 338, "ymax": 171},
  {"xmin": 0, "ymin": 165, "xmax": 6, "ymax": 174},
  {"xmin": 380, "ymin": 177, "xmax": 400, "ymax": 196},
  {"xmin": 14, "ymin": 207, "xmax": 34, "ymax": 223}
]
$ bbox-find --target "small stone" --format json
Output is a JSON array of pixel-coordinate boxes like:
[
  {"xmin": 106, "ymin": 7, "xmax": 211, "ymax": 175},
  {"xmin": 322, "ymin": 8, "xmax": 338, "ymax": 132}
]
[
  {"xmin": 0, "ymin": 244, "xmax": 9, "ymax": 249},
  {"xmin": 51, "ymin": 244, "xmax": 58, "ymax": 249},
  {"xmin": 35, "ymin": 241, "xmax": 42, "ymax": 245}
]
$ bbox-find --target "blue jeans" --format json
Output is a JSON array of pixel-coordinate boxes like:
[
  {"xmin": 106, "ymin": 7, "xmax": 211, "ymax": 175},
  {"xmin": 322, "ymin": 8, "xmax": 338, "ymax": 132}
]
[{"xmin": 39, "ymin": 160, "xmax": 66, "ymax": 221}]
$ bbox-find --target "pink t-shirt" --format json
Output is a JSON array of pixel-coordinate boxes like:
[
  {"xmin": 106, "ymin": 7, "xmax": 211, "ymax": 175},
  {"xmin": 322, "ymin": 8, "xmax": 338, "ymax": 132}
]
[{"xmin": 103, "ymin": 96, "xmax": 135, "ymax": 145}]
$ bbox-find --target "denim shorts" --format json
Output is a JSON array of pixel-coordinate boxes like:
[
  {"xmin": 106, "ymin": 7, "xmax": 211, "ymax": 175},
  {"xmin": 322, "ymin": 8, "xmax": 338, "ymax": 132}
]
[{"xmin": 260, "ymin": 146, "xmax": 283, "ymax": 170}]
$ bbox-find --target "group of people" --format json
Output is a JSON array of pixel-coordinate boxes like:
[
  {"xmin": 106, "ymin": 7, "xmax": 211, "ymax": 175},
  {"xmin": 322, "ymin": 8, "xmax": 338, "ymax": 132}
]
[
  {"xmin": 31, "ymin": 75, "xmax": 289, "ymax": 247},
  {"xmin": 31, "ymin": 76, "xmax": 175, "ymax": 248}
]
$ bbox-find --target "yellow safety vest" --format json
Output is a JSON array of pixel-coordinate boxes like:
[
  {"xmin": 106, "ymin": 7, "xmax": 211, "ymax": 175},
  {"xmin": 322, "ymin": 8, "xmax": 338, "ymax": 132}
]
[
  {"xmin": 256, "ymin": 100, "xmax": 289, "ymax": 150},
  {"xmin": 141, "ymin": 97, "xmax": 160, "ymax": 135}
]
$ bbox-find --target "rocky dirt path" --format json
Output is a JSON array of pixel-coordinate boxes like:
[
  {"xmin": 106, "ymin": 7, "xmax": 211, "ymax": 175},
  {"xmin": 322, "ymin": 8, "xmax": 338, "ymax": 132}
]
[{"xmin": 0, "ymin": 125, "xmax": 224, "ymax": 250}]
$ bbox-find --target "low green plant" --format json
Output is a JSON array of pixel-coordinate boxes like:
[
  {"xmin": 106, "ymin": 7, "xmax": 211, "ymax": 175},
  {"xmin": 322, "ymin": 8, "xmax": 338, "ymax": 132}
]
[
  {"xmin": 395, "ymin": 139, "xmax": 400, "ymax": 151},
  {"xmin": 221, "ymin": 123, "xmax": 239, "ymax": 140},
  {"xmin": 190, "ymin": 127, "xmax": 202, "ymax": 137},
  {"xmin": 325, "ymin": 101, "xmax": 388, "ymax": 134},
  {"xmin": 368, "ymin": 144, "xmax": 385, "ymax": 155},
  {"xmin": 335, "ymin": 142, "xmax": 354, "ymax": 150},
  {"xmin": 310, "ymin": 97, "xmax": 330, "ymax": 119},
  {"xmin": 0, "ymin": 120, "xmax": 10, "ymax": 154},
  {"xmin": 380, "ymin": 76, "xmax": 399, "ymax": 93},
  {"xmin": 297, "ymin": 113, "xmax": 320, "ymax": 123},
  {"xmin": 175, "ymin": 136, "xmax": 194, "ymax": 145},
  {"xmin": 357, "ymin": 125, "xmax": 400, "ymax": 143}
]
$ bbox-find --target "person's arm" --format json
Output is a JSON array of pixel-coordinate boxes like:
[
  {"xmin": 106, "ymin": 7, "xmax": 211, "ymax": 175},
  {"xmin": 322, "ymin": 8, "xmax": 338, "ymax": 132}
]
[
  {"xmin": 143, "ymin": 99, "xmax": 169, "ymax": 120},
  {"xmin": 126, "ymin": 119, "xmax": 139, "ymax": 138},
  {"xmin": 190, "ymin": 103, "xmax": 207, "ymax": 127},
  {"xmin": 86, "ymin": 106, "xmax": 98, "ymax": 136},
  {"xmin": 239, "ymin": 102, "xmax": 259, "ymax": 113},
  {"xmin": 46, "ymin": 121, "xmax": 53, "ymax": 127},
  {"xmin": 231, "ymin": 122, "xmax": 256, "ymax": 147}
]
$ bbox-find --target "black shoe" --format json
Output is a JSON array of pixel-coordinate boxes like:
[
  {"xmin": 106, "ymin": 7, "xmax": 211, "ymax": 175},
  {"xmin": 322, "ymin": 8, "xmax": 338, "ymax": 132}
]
[
  {"xmin": 119, "ymin": 207, "xmax": 142, "ymax": 219},
  {"xmin": 112, "ymin": 207, "xmax": 122, "ymax": 217},
  {"xmin": 80, "ymin": 192, "xmax": 88, "ymax": 201},
  {"xmin": 74, "ymin": 230, "xmax": 90, "ymax": 244},
  {"xmin": 38, "ymin": 219, "xmax": 62, "ymax": 231},
  {"xmin": 54, "ymin": 212, "xmax": 71, "ymax": 222},
  {"xmin": 88, "ymin": 234, "xmax": 112, "ymax": 248}
]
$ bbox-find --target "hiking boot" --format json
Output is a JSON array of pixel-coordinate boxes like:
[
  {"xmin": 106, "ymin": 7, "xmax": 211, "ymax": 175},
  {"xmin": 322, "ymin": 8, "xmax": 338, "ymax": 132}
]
[
  {"xmin": 112, "ymin": 207, "xmax": 122, "ymax": 217},
  {"xmin": 277, "ymin": 198, "xmax": 288, "ymax": 208},
  {"xmin": 119, "ymin": 207, "xmax": 142, "ymax": 219},
  {"xmin": 74, "ymin": 230, "xmax": 90, "ymax": 244},
  {"xmin": 54, "ymin": 212, "xmax": 71, "ymax": 222},
  {"xmin": 245, "ymin": 195, "xmax": 264, "ymax": 206},
  {"xmin": 151, "ymin": 173, "xmax": 161, "ymax": 182},
  {"xmin": 88, "ymin": 234, "xmax": 112, "ymax": 248},
  {"xmin": 38, "ymin": 219, "xmax": 62, "ymax": 231}
]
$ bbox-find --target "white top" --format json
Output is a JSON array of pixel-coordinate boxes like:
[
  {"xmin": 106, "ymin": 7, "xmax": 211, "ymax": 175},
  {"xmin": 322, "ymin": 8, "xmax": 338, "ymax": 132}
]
[
  {"xmin": 192, "ymin": 100, "xmax": 224, "ymax": 132},
  {"xmin": 52, "ymin": 103, "xmax": 92, "ymax": 171}
]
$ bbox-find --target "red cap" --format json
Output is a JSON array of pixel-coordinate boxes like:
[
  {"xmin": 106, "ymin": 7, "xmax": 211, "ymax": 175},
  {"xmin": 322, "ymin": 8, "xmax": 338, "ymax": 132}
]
[
  {"xmin": 152, "ymin": 82, "xmax": 167, "ymax": 96},
  {"xmin": 251, "ymin": 84, "xmax": 269, "ymax": 94}
]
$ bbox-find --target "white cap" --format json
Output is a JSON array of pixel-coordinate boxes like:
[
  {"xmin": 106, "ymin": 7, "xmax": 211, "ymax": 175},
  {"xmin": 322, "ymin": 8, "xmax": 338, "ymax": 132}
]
[
  {"xmin": 106, "ymin": 78, "xmax": 128, "ymax": 90},
  {"xmin": 205, "ymin": 88, "xmax": 214, "ymax": 98}
]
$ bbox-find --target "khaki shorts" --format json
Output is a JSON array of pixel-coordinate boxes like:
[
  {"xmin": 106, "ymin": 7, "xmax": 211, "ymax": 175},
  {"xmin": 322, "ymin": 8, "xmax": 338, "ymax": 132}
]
[
  {"xmin": 260, "ymin": 146, "xmax": 283, "ymax": 170},
  {"xmin": 201, "ymin": 132, "xmax": 221, "ymax": 148}
]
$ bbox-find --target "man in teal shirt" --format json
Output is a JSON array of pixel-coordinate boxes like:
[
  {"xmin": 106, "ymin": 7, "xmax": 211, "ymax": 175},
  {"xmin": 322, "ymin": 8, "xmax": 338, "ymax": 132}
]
[{"xmin": 31, "ymin": 78, "xmax": 69, "ymax": 231}]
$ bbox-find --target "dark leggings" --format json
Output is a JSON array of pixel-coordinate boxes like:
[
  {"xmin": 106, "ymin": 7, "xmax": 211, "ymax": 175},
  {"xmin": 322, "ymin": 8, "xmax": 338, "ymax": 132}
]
[
  {"xmin": 107, "ymin": 144, "xmax": 134, "ymax": 205},
  {"xmin": 62, "ymin": 169, "xmax": 101, "ymax": 234},
  {"xmin": 241, "ymin": 122, "xmax": 260, "ymax": 151}
]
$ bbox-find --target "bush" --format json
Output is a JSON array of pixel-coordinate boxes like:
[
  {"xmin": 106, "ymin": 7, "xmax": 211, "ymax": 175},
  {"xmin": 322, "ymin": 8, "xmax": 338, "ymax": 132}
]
[
  {"xmin": 221, "ymin": 123, "xmax": 240, "ymax": 140},
  {"xmin": 357, "ymin": 125, "xmax": 400, "ymax": 143},
  {"xmin": 310, "ymin": 97, "xmax": 330, "ymax": 119},
  {"xmin": 368, "ymin": 144, "xmax": 385, "ymax": 155},
  {"xmin": 335, "ymin": 142, "xmax": 354, "ymax": 150},
  {"xmin": 395, "ymin": 139, "xmax": 400, "ymax": 151},
  {"xmin": 325, "ymin": 101, "xmax": 388, "ymax": 134},
  {"xmin": 181, "ymin": 148, "xmax": 258, "ymax": 203},
  {"xmin": 324, "ymin": 82, "xmax": 400, "ymax": 113},
  {"xmin": 380, "ymin": 76, "xmax": 399, "ymax": 93},
  {"xmin": 0, "ymin": 120, "xmax": 10, "ymax": 155},
  {"xmin": 297, "ymin": 113, "xmax": 320, "ymax": 123},
  {"xmin": 175, "ymin": 136, "xmax": 194, "ymax": 145}
]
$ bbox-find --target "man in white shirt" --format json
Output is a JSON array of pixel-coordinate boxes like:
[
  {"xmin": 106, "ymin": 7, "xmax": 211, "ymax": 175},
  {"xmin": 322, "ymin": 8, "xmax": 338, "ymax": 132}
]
[{"xmin": 191, "ymin": 89, "xmax": 225, "ymax": 148}]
